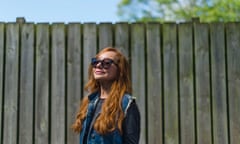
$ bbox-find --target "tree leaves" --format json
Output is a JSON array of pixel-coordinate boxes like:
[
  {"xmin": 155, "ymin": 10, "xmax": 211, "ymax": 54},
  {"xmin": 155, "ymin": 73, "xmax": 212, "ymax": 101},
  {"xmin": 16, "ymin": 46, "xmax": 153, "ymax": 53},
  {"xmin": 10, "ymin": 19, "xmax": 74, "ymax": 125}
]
[{"xmin": 117, "ymin": 0, "xmax": 240, "ymax": 22}]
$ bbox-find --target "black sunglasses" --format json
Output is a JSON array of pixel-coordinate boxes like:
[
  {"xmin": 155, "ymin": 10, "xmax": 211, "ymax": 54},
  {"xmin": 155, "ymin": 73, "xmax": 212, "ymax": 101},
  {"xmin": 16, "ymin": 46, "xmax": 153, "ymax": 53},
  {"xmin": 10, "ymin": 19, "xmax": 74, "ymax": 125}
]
[{"xmin": 91, "ymin": 58, "xmax": 117, "ymax": 69}]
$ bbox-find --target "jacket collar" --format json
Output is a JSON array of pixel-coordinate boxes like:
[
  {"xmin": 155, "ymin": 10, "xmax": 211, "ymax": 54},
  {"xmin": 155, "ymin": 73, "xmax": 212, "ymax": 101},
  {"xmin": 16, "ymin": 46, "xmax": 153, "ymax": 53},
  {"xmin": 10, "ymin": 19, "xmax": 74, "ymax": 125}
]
[{"xmin": 88, "ymin": 91, "xmax": 99, "ymax": 101}]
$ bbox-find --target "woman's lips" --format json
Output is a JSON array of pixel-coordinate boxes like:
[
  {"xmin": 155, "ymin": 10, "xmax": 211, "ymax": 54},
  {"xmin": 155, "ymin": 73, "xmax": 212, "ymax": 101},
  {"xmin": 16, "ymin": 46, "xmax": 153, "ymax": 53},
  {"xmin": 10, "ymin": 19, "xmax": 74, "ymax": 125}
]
[{"xmin": 95, "ymin": 70, "xmax": 105, "ymax": 74}]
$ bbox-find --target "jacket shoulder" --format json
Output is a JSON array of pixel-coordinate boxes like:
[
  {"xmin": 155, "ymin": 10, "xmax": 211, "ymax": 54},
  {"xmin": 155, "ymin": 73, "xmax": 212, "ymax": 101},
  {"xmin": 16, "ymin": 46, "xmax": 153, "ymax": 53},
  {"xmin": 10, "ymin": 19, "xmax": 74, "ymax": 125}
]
[{"xmin": 121, "ymin": 93, "xmax": 136, "ymax": 115}]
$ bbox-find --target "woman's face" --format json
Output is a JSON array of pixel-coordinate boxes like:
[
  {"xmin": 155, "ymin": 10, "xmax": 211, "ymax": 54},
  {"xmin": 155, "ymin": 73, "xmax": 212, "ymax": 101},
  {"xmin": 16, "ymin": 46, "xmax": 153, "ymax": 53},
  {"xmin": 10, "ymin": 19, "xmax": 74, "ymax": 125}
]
[{"xmin": 92, "ymin": 51, "xmax": 118, "ymax": 83}]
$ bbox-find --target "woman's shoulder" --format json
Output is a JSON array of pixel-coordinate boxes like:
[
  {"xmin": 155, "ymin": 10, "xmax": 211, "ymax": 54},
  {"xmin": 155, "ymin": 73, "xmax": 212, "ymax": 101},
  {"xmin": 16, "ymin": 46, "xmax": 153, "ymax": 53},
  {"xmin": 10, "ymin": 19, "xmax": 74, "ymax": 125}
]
[{"xmin": 122, "ymin": 93, "xmax": 137, "ymax": 115}]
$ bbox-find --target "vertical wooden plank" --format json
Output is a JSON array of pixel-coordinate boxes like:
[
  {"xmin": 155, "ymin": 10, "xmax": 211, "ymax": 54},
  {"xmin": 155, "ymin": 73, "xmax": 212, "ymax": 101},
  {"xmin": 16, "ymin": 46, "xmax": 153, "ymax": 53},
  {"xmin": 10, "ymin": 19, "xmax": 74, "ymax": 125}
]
[
  {"xmin": 131, "ymin": 23, "xmax": 146, "ymax": 144},
  {"xmin": 226, "ymin": 23, "xmax": 240, "ymax": 144},
  {"xmin": 35, "ymin": 23, "xmax": 50, "ymax": 144},
  {"xmin": 98, "ymin": 23, "xmax": 113, "ymax": 49},
  {"xmin": 162, "ymin": 23, "xmax": 179, "ymax": 144},
  {"xmin": 3, "ymin": 23, "xmax": 19, "ymax": 144},
  {"xmin": 83, "ymin": 23, "xmax": 97, "ymax": 95},
  {"xmin": 51, "ymin": 23, "xmax": 66, "ymax": 144},
  {"xmin": 194, "ymin": 22, "xmax": 212, "ymax": 144},
  {"xmin": 66, "ymin": 23, "xmax": 82, "ymax": 144},
  {"xmin": 114, "ymin": 23, "xmax": 130, "ymax": 58},
  {"xmin": 19, "ymin": 23, "xmax": 34, "ymax": 144},
  {"xmin": 146, "ymin": 23, "xmax": 162, "ymax": 144},
  {"xmin": 210, "ymin": 23, "xmax": 228, "ymax": 144},
  {"xmin": 0, "ymin": 23, "xmax": 4, "ymax": 144},
  {"xmin": 178, "ymin": 23, "xmax": 195, "ymax": 144}
]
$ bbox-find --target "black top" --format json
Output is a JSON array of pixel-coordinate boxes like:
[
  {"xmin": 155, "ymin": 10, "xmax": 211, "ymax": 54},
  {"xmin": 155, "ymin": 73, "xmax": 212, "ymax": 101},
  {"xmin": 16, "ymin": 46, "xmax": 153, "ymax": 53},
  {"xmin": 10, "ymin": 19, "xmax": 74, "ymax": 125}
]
[{"xmin": 84, "ymin": 98, "xmax": 141, "ymax": 144}]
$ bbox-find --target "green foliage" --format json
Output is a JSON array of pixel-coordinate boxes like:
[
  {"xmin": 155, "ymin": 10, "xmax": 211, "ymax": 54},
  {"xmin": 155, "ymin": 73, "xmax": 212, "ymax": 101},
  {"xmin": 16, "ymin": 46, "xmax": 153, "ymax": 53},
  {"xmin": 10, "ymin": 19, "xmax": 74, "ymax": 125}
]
[{"xmin": 117, "ymin": 0, "xmax": 240, "ymax": 22}]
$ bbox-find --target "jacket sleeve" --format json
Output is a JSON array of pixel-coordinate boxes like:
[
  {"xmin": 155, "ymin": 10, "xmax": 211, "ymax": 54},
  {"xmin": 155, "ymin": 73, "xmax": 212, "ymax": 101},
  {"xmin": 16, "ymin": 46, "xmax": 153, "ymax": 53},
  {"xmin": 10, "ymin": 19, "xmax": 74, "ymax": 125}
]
[{"xmin": 122, "ymin": 101, "xmax": 141, "ymax": 144}]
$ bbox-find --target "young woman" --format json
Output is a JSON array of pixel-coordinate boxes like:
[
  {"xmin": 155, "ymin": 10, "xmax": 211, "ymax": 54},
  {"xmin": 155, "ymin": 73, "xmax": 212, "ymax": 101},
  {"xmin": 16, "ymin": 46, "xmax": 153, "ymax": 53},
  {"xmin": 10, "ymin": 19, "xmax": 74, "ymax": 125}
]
[{"xmin": 72, "ymin": 47, "xmax": 140, "ymax": 144}]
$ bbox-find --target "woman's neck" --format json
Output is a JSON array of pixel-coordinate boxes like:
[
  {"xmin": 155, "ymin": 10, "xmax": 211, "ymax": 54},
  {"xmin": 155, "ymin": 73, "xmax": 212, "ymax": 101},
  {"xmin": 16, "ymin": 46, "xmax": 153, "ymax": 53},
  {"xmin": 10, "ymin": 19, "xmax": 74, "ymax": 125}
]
[
  {"xmin": 100, "ymin": 83, "xmax": 112, "ymax": 99},
  {"xmin": 100, "ymin": 92, "xmax": 108, "ymax": 99}
]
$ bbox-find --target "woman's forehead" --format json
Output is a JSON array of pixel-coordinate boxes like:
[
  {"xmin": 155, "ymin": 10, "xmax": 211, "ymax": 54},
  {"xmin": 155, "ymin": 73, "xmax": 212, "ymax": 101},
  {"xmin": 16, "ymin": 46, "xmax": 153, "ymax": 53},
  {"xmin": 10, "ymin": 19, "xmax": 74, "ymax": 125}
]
[{"xmin": 98, "ymin": 51, "xmax": 117, "ymax": 59}]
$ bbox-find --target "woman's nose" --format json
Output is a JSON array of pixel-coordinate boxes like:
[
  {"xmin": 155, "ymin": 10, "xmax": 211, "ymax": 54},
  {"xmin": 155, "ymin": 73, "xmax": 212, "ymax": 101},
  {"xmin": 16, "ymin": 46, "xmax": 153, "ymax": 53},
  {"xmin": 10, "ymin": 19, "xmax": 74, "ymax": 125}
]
[{"xmin": 95, "ymin": 62, "xmax": 103, "ymax": 68}]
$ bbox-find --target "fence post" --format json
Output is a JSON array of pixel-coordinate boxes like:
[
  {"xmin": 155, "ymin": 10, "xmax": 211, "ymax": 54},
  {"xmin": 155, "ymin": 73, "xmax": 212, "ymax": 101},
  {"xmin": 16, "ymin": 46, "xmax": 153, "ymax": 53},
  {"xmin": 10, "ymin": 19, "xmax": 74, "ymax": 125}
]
[{"xmin": 16, "ymin": 17, "xmax": 26, "ymax": 23}]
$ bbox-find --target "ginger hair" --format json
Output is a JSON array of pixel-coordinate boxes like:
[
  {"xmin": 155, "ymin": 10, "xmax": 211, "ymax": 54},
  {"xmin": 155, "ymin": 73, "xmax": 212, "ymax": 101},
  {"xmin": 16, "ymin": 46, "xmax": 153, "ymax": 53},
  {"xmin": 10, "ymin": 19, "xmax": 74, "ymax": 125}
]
[{"xmin": 72, "ymin": 47, "xmax": 132, "ymax": 134}]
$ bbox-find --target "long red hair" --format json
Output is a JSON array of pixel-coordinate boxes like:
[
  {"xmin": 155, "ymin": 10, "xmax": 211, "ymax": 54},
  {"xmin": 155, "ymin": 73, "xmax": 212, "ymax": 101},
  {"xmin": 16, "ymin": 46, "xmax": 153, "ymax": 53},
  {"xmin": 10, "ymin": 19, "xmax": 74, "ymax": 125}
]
[{"xmin": 72, "ymin": 47, "xmax": 132, "ymax": 134}]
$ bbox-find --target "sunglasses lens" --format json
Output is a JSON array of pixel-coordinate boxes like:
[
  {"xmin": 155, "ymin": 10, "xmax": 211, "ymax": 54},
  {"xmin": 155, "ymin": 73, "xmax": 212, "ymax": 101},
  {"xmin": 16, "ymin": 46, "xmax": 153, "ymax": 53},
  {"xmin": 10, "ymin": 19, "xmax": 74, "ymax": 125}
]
[
  {"xmin": 91, "ymin": 58, "xmax": 114, "ymax": 69},
  {"xmin": 91, "ymin": 58, "xmax": 99, "ymax": 67},
  {"xmin": 102, "ymin": 59, "xmax": 113, "ymax": 69}
]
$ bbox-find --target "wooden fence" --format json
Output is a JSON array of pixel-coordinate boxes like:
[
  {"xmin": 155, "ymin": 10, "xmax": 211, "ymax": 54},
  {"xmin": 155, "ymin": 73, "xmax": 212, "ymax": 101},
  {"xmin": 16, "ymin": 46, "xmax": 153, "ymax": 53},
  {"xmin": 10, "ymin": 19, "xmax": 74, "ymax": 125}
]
[{"xmin": 0, "ymin": 18, "xmax": 240, "ymax": 144}]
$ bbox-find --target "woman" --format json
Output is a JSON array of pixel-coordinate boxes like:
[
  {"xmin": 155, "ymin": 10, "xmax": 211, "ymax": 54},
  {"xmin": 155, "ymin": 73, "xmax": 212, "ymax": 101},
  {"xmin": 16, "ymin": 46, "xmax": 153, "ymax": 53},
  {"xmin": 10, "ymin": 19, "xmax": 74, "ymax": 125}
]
[{"xmin": 72, "ymin": 47, "xmax": 141, "ymax": 144}]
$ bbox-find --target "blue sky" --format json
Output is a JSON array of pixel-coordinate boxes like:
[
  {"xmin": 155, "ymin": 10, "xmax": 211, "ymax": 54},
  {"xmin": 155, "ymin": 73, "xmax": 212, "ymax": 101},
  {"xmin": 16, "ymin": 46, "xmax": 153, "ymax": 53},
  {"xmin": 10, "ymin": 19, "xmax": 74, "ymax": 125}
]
[{"xmin": 0, "ymin": 0, "xmax": 120, "ymax": 23}]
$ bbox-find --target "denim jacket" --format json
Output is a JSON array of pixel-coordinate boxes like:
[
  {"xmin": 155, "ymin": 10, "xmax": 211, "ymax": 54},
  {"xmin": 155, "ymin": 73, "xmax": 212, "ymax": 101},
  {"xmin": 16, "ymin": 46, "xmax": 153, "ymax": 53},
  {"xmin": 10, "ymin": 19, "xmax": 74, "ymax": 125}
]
[{"xmin": 79, "ymin": 92, "xmax": 134, "ymax": 144}]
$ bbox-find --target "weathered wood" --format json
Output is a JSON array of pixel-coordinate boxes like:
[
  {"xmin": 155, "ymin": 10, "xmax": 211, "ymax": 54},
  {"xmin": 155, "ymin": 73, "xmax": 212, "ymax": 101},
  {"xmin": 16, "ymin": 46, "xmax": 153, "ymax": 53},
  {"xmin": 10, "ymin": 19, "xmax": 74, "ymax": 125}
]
[
  {"xmin": 1, "ymin": 21, "xmax": 240, "ymax": 144},
  {"xmin": 194, "ymin": 22, "xmax": 212, "ymax": 144},
  {"xmin": 83, "ymin": 23, "xmax": 97, "ymax": 96},
  {"xmin": 210, "ymin": 23, "xmax": 229, "ymax": 144},
  {"xmin": 3, "ymin": 23, "xmax": 19, "ymax": 144},
  {"xmin": 114, "ymin": 23, "xmax": 130, "ymax": 58},
  {"xmin": 35, "ymin": 23, "xmax": 50, "ymax": 144},
  {"xmin": 130, "ymin": 23, "xmax": 146, "ymax": 144},
  {"xmin": 0, "ymin": 23, "xmax": 4, "ymax": 144},
  {"xmin": 16, "ymin": 17, "xmax": 26, "ymax": 23},
  {"xmin": 19, "ymin": 23, "xmax": 34, "ymax": 144},
  {"xmin": 146, "ymin": 23, "xmax": 162, "ymax": 144},
  {"xmin": 162, "ymin": 23, "xmax": 179, "ymax": 144},
  {"xmin": 51, "ymin": 23, "xmax": 66, "ymax": 144},
  {"xmin": 178, "ymin": 23, "xmax": 195, "ymax": 144},
  {"xmin": 226, "ymin": 22, "xmax": 240, "ymax": 144},
  {"xmin": 98, "ymin": 23, "xmax": 113, "ymax": 49},
  {"xmin": 66, "ymin": 23, "xmax": 82, "ymax": 144}
]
